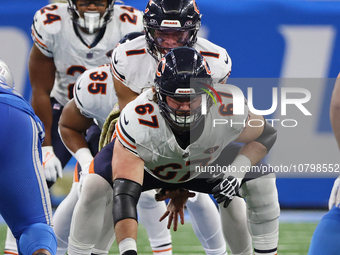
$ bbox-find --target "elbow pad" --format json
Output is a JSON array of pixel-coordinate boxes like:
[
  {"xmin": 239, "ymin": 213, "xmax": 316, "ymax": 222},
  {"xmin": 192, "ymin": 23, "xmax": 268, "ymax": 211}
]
[
  {"xmin": 254, "ymin": 120, "xmax": 277, "ymax": 152},
  {"xmin": 113, "ymin": 178, "xmax": 142, "ymax": 226}
]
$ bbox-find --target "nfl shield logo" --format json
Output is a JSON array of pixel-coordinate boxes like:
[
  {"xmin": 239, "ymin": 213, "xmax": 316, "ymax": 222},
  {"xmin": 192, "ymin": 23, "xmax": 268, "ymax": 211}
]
[{"xmin": 86, "ymin": 52, "xmax": 93, "ymax": 59}]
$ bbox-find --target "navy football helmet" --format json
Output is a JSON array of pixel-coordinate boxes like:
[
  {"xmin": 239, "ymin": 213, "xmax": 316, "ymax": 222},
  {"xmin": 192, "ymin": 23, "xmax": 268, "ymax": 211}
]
[
  {"xmin": 143, "ymin": 0, "xmax": 201, "ymax": 60},
  {"xmin": 155, "ymin": 47, "xmax": 212, "ymax": 132}
]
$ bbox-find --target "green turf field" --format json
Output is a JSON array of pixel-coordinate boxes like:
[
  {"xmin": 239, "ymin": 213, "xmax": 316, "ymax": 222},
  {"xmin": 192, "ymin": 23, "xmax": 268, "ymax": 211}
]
[{"xmin": 0, "ymin": 222, "xmax": 317, "ymax": 254}]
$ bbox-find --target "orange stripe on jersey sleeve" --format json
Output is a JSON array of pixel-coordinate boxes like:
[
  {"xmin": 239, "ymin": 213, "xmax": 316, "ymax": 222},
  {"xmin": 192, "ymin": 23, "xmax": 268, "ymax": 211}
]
[
  {"xmin": 110, "ymin": 63, "xmax": 124, "ymax": 83},
  {"xmin": 32, "ymin": 29, "xmax": 47, "ymax": 48},
  {"xmin": 200, "ymin": 51, "xmax": 220, "ymax": 59},
  {"xmin": 111, "ymin": 130, "xmax": 117, "ymax": 142},
  {"xmin": 126, "ymin": 49, "xmax": 146, "ymax": 56},
  {"xmin": 116, "ymin": 124, "xmax": 137, "ymax": 150}
]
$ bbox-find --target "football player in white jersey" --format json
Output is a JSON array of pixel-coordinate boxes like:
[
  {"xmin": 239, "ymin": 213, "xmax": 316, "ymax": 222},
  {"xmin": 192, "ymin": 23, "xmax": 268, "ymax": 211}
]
[
  {"xmin": 95, "ymin": 47, "xmax": 279, "ymax": 255},
  {"xmin": 109, "ymin": 1, "xmax": 279, "ymax": 255},
  {"xmin": 111, "ymin": 1, "xmax": 254, "ymax": 254},
  {"xmin": 59, "ymin": 32, "xmax": 227, "ymax": 255},
  {"xmin": 55, "ymin": 33, "xmax": 173, "ymax": 255},
  {"xmin": 62, "ymin": 1, "xmax": 243, "ymax": 254},
  {"xmin": 30, "ymin": 0, "xmax": 143, "ymax": 186}
]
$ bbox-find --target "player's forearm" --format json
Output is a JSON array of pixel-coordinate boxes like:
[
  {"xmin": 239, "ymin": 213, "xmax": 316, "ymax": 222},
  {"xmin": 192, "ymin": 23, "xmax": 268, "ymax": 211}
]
[
  {"xmin": 59, "ymin": 125, "xmax": 89, "ymax": 155},
  {"xmin": 227, "ymin": 142, "xmax": 267, "ymax": 181},
  {"xmin": 238, "ymin": 141, "xmax": 268, "ymax": 166},
  {"xmin": 231, "ymin": 119, "xmax": 277, "ymax": 180}
]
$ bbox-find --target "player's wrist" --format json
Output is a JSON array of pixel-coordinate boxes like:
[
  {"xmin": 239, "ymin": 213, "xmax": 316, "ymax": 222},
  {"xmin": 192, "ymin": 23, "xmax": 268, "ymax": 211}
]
[
  {"xmin": 75, "ymin": 147, "xmax": 93, "ymax": 173},
  {"xmin": 228, "ymin": 154, "xmax": 251, "ymax": 185},
  {"xmin": 42, "ymin": 145, "xmax": 54, "ymax": 154}
]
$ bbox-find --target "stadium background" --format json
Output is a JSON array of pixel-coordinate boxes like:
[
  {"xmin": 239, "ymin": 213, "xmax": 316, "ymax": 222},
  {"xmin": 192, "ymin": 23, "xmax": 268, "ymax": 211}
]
[{"xmin": 1, "ymin": 0, "xmax": 340, "ymax": 210}]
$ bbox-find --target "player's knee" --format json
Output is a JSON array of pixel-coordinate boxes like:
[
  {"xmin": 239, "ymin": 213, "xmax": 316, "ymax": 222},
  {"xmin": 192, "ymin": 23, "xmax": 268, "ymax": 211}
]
[
  {"xmin": 19, "ymin": 223, "xmax": 57, "ymax": 255},
  {"xmin": 242, "ymin": 174, "xmax": 280, "ymax": 223},
  {"xmin": 80, "ymin": 174, "xmax": 112, "ymax": 204}
]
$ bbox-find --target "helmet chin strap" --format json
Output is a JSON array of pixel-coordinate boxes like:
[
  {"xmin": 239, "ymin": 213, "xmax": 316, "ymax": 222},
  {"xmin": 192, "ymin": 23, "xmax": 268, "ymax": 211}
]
[{"xmin": 81, "ymin": 11, "xmax": 102, "ymax": 33}]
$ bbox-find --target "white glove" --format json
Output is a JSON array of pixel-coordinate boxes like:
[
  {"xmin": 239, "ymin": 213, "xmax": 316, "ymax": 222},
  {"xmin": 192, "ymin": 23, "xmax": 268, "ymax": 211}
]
[
  {"xmin": 75, "ymin": 148, "xmax": 94, "ymax": 196},
  {"xmin": 42, "ymin": 146, "xmax": 63, "ymax": 183},
  {"xmin": 328, "ymin": 175, "xmax": 340, "ymax": 210}
]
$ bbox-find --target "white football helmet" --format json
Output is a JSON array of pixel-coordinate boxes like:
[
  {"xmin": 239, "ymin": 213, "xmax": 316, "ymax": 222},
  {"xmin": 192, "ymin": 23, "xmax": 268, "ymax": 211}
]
[
  {"xmin": 0, "ymin": 58, "xmax": 14, "ymax": 90},
  {"xmin": 67, "ymin": 0, "xmax": 116, "ymax": 34}
]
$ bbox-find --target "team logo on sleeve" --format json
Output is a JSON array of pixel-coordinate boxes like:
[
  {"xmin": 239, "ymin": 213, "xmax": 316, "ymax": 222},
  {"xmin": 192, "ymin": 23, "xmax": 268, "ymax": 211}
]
[{"xmin": 124, "ymin": 114, "xmax": 129, "ymax": 125}]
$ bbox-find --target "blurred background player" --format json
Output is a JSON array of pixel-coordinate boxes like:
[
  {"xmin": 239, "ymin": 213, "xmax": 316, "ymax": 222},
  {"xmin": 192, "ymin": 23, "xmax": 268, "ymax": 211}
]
[
  {"xmin": 30, "ymin": 0, "xmax": 143, "ymax": 186},
  {"xmin": 308, "ymin": 73, "xmax": 340, "ymax": 255},
  {"xmin": 0, "ymin": 58, "xmax": 57, "ymax": 255},
  {"xmin": 4, "ymin": 0, "xmax": 143, "ymax": 254},
  {"xmin": 55, "ymin": 32, "xmax": 172, "ymax": 255}
]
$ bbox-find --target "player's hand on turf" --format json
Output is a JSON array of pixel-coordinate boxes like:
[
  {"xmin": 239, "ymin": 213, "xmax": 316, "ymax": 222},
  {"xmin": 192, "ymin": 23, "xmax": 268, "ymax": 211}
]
[
  {"xmin": 42, "ymin": 146, "xmax": 63, "ymax": 183},
  {"xmin": 155, "ymin": 188, "xmax": 195, "ymax": 202},
  {"xmin": 329, "ymin": 175, "xmax": 340, "ymax": 210},
  {"xmin": 212, "ymin": 176, "xmax": 240, "ymax": 208},
  {"xmin": 158, "ymin": 189, "xmax": 195, "ymax": 231}
]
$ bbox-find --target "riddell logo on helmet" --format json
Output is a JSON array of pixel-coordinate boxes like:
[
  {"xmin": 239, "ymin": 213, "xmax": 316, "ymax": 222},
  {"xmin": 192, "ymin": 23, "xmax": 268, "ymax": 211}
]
[{"xmin": 149, "ymin": 19, "xmax": 158, "ymax": 25}]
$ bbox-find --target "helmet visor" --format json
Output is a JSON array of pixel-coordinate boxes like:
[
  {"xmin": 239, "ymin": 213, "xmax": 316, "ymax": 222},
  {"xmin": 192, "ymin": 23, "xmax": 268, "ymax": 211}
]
[{"xmin": 151, "ymin": 28, "xmax": 193, "ymax": 54}]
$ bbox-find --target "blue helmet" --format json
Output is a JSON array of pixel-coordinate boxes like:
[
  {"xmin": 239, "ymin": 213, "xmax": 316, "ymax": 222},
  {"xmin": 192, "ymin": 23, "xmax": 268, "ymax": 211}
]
[{"xmin": 0, "ymin": 59, "xmax": 14, "ymax": 90}]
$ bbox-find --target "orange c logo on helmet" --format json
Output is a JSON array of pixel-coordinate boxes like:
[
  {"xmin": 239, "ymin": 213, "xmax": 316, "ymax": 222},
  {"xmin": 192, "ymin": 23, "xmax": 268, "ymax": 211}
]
[
  {"xmin": 156, "ymin": 57, "xmax": 166, "ymax": 77},
  {"xmin": 203, "ymin": 59, "xmax": 211, "ymax": 75},
  {"xmin": 193, "ymin": 0, "xmax": 200, "ymax": 14}
]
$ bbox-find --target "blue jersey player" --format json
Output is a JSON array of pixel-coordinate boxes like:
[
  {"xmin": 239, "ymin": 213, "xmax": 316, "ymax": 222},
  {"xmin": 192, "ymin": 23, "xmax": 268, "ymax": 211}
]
[
  {"xmin": 0, "ymin": 58, "xmax": 57, "ymax": 255},
  {"xmin": 308, "ymin": 73, "xmax": 340, "ymax": 255}
]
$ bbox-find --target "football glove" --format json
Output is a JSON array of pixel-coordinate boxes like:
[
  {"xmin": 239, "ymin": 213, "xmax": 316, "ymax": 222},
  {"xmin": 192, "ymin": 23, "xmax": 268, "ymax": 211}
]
[
  {"xmin": 212, "ymin": 176, "xmax": 240, "ymax": 208},
  {"xmin": 42, "ymin": 146, "xmax": 63, "ymax": 183},
  {"xmin": 328, "ymin": 175, "xmax": 340, "ymax": 210}
]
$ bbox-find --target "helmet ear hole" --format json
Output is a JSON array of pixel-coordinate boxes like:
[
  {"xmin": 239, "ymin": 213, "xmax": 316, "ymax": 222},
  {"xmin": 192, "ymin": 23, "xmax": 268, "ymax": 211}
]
[{"xmin": 154, "ymin": 47, "xmax": 213, "ymax": 133}]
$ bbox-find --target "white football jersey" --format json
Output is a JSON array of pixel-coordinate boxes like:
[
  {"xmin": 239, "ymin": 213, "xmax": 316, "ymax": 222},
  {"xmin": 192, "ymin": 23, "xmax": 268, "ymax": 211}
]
[
  {"xmin": 111, "ymin": 36, "xmax": 232, "ymax": 94},
  {"xmin": 73, "ymin": 64, "xmax": 118, "ymax": 129},
  {"xmin": 31, "ymin": 2, "xmax": 144, "ymax": 106},
  {"xmin": 116, "ymin": 86, "xmax": 249, "ymax": 184}
]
